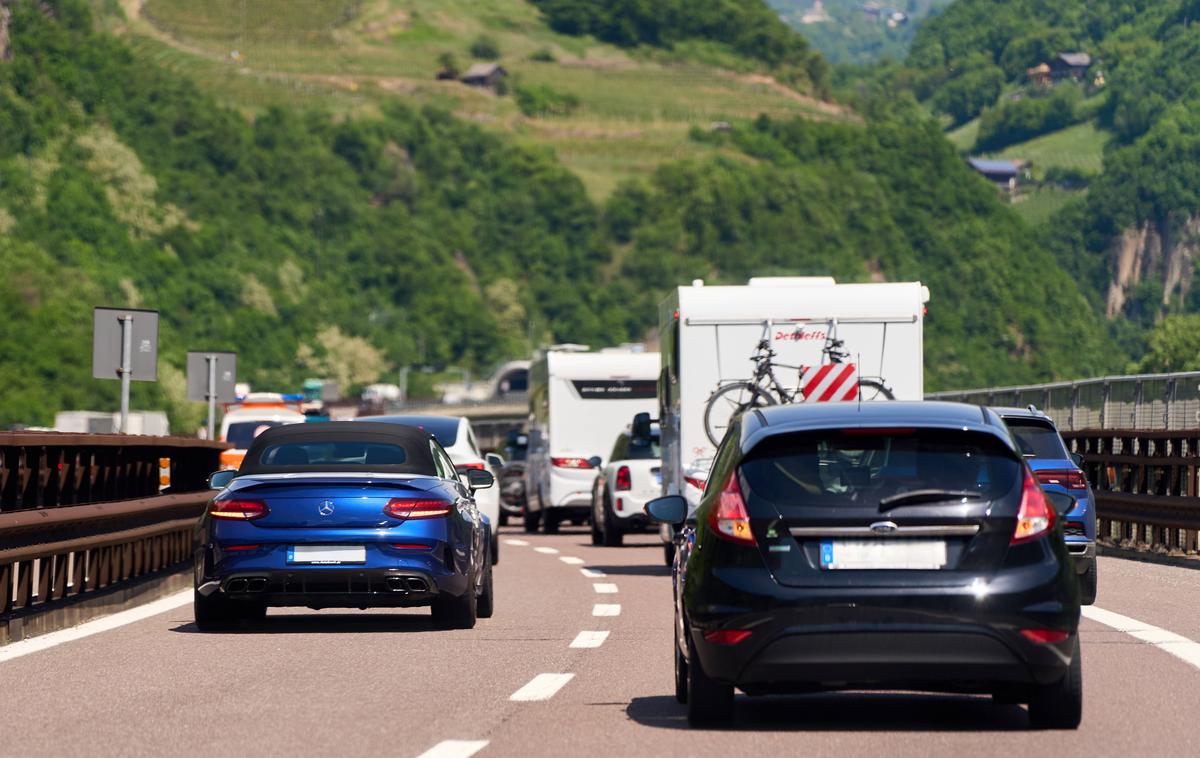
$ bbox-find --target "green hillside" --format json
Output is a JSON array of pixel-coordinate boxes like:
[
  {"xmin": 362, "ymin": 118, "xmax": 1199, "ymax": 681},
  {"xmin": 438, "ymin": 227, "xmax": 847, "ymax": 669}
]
[{"xmin": 771, "ymin": 0, "xmax": 953, "ymax": 65}]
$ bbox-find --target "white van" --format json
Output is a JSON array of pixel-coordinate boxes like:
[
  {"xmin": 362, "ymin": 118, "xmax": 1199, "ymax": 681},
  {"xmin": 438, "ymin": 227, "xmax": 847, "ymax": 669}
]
[
  {"xmin": 657, "ymin": 277, "xmax": 930, "ymax": 521},
  {"xmin": 524, "ymin": 348, "xmax": 661, "ymax": 534}
]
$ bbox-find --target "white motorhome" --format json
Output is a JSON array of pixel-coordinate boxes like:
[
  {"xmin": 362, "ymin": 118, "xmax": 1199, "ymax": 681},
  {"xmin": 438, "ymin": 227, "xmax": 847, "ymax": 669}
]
[
  {"xmin": 524, "ymin": 347, "xmax": 661, "ymax": 534},
  {"xmin": 658, "ymin": 277, "xmax": 930, "ymax": 508}
]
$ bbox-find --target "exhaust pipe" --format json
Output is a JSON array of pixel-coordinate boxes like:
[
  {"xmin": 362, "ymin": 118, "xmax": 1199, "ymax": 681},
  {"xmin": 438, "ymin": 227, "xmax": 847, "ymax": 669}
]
[
  {"xmin": 386, "ymin": 577, "xmax": 408, "ymax": 592},
  {"xmin": 226, "ymin": 578, "xmax": 248, "ymax": 593},
  {"xmin": 405, "ymin": 577, "xmax": 429, "ymax": 593},
  {"xmin": 247, "ymin": 578, "xmax": 268, "ymax": 593}
]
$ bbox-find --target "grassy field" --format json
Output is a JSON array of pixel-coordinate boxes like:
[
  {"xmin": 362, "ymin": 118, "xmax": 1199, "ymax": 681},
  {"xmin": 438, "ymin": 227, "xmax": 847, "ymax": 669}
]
[
  {"xmin": 993, "ymin": 122, "xmax": 1109, "ymax": 176},
  {"xmin": 1011, "ymin": 187, "xmax": 1085, "ymax": 228},
  {"xmin": 108, "ymin": 0, "xmax": 841, "ymax": 198}
]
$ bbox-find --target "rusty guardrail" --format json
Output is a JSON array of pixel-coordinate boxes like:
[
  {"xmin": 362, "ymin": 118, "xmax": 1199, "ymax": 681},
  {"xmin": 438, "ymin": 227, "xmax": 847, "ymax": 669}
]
[
  {"xmin": 0, "ymin": 433, "xmax": 225, "ymax": 624},
  {"xmin": 1064, "ymin": 429, "xmax": 1200, "ymax": 556}
]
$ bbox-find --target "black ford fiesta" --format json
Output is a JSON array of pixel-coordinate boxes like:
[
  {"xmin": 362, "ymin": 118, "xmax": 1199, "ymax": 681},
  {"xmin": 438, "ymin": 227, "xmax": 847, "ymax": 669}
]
[{"xmin": 647, "ymin": 402, "xmax": 1081, "ymax": 729}]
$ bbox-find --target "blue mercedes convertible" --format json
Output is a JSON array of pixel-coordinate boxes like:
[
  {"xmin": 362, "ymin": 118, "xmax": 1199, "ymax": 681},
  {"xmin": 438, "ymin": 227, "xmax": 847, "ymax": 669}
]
[{"xmin": 193, "ymin": 422, "xmax": 495, "ymax": 630}]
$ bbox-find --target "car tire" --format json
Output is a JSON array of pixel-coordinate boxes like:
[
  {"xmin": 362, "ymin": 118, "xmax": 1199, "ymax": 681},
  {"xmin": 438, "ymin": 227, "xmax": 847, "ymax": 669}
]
[
  {"xmin": 543, "ymin": 511, "xmax": 561, "ymax": 534},
  {"xmin": 1079, "ymin": 560, "xmax": 1097, "ymax": 605},
  {"xmin": 432, "ymin": 573, "xmax": 478, "ymax": 630},
  {"xmin": 590, "ymin": 507, "xmax": 603, "ymax": 546},
  {"xmin": 674, "ymin": 638, "xmax": 689, "ymax": 704},
  {"xmin": 523, "ymin": 509, "xmax": 541, "ymax": 533},
  {"xmin": 499, "ymin": 511, "xmax": 509, "ymax": 527},
  {"xmin": 193, "ymin": 588, "xmax": 238, "ymax": 631},
  {"xmin": 491, "ymin": 531, "xmax": 500, "ymax": 566},
  {"xmin": 477, "ymin": 561, "xmax": 495, "ymax": 619},
  {"xmin": 601, "ymin": 497, "xmax": 624, "ymax": 547},
  {"xmin": 686, "ymin": 632, "xmax": 734, "ymax": 725},
  {"xmin": 663, "ymin": 541, "xmax": 676, "ymax": 567},
  {"xmin": 1027, "ymin": 638, "xmax": 1082, "ymax": 729}
]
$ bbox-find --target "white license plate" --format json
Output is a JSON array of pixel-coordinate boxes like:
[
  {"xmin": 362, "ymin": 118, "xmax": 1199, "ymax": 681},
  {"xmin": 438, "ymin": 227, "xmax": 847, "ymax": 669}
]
[
  {"xmin": 819, "ymin": 539, "xmax": 946, "ymax": 570},
  {"xmin": 287, "ymin": 545, "xmax": 366, "ymax": 565}
]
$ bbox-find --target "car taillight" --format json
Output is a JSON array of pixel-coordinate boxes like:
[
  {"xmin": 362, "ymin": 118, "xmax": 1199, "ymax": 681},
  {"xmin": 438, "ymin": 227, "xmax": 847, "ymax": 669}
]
[
  {"xmin": 552, "ymin": 457, "xmax": 594, "ymax": 469},
  {"xmin": 456, "ymin": 462, "xmax": 486, "ymax": 473},
  {"xmin": 685, "ymin": 476, "xmax": 707, "ymax": 492},
  {"xmin": 615, "ymin": 466, "xmax": 632, "ymax": 491},
  {"xmin": 384, "ymin": 498, "xmax": 452, "ymax": 520},
  {"xmin": 210, "ymin": 499, "xmax": 269, "ymax": 521},
  {"xmin": 1020, "ymin": 628, "xmax": 1069, "ymax": 644},
  {"xmin": 1012, "ymin": 467, "xmax": 1055, "ymax": 545},
  {"xmin": 703, "ymin": 629, "xmax": 753, "ymax": 645},
  {"xmin": 708, "ymin": 471, "xmax": 755, "ymax": 545},
  {"xmin": 1035, "ymin": 469, "xmax": 1087, "ymax": 490}
]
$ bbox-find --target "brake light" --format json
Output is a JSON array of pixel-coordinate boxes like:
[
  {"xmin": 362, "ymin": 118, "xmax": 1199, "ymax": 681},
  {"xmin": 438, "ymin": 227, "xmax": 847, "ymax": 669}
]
[
  {"xmin": 552, "ymin": 457, "xmax": 594, "ymax": 469},
  {"xmin": 222, "ymin": 544, "xmax": 260, "ymax": 551},
  {"xmin": 1035, "ymin": 469, "xmax": 1087, "ymax": 490},
  {"xmin": 1012, "ymin": 468, "xmax": 1055, "ymax": 544},
  {"xmin": 703, "ymin": 629, "xmax": 753, "ymax": 645},
  {"xmin": 456, "ymin": 462, "xmax": 486, "ymax": 472},
  {"xmin": 210, "ymin": 499, "xmax": 269, "ymax": 521},
  {"xmin": 615, "ymin": 465, "xmax": 632, "ymax": 491},
  {"xmin": 384, "ymin": 498, "xmax": 452, "ymax": 520},
  {"xmin": 708, "ymin": 471, "xmax": 755, "ymax": 545},
  {"xmin": 685, "ymin": 476, "xmax": 707, "ymax": 492},
  {"xmin": 1020, "ymin": 628, "xmax": 1069, "ymax": 644},
  {"xmin": 840, "ymin": 427, "xmax": 915, "ymax": 436}
]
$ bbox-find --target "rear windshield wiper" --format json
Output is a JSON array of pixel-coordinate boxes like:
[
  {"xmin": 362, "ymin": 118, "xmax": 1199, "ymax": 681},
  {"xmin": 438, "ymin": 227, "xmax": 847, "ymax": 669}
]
[{"xmin": 878, "ymin": 489, "xmax": 983, "ymax": 511}]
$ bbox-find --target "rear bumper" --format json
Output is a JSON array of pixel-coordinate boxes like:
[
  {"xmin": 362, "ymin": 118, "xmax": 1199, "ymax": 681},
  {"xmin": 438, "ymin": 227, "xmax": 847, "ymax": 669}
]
[
  {"xmin": 206, "ymin": 567, "xmax": 449, "ymax": 608},
  {"xmin": 1065, "ymin": 539, "xmax": 1095, "ymax": 572}
]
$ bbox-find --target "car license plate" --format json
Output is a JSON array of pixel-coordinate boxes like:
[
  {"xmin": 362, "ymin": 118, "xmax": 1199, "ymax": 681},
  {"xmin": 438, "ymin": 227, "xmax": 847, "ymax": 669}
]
[
  {"xmin": 287, "ymin": 545, "xmax": 366, "ymax": 565},
  {"xmin": 819, "ymin": 539, "xmax": 946, "ymax": 570}
]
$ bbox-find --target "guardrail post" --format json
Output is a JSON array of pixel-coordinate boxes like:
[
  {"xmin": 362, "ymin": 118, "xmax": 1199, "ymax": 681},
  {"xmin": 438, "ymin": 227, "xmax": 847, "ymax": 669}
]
[{"xmin": 1100, "ymin": 380, "xmax": 1110, "ymax": 430}]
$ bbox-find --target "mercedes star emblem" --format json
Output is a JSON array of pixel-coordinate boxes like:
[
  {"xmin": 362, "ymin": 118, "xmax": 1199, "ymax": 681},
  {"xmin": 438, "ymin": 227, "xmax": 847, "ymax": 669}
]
[{"xmin": 318, "ymin": 500, "xmax": 335, "ymax": 516}]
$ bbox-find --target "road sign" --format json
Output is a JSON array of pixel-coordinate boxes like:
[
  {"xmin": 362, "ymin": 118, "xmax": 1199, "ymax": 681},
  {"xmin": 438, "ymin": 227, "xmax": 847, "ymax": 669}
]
[
  {"xmin": 186, "ymin": 352, "xmax": 238, "ymax": 403},
  {"xmin": 93, "ymin": 307, "xmax": 159, "ymax": 434}
]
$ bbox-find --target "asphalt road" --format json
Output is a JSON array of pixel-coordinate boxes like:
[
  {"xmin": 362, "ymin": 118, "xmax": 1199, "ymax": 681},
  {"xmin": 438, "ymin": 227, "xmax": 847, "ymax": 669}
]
[{"xmin": 3, "ymin": 528, "xmax": 1199, "ymax": 757}]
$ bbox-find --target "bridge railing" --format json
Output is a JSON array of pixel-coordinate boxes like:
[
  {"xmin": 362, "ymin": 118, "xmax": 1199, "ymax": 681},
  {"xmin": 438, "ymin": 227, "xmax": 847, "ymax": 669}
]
[
  {"xmin": 0, "ymin": 433, "xmax": 225, "ymax": 637},
  {"xmin": 930, "ymin": 372, "xmax": 1200, "ymax": 558}
]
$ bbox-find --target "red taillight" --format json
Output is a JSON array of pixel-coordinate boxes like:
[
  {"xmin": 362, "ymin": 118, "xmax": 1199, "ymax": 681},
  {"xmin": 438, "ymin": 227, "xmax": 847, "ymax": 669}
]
[
  {"xmin": 708, "ymin": 471, "xmax": 755, "ymax": 545},
  {"xmin": 1035, "ymin": 469, "xmax": 1087, "ymax": 490},
  {"xmin": 210, "ymin": 499, "xmax": 269, "ymax": 521},
  {"xmin": 391, "ymin": 543, "xmax": 431, "ymax": 550},
  {"xmin": 222, "ymin": 544, "xmax": 260, "ymax": 551},
  {"xmin": 552, "ymin": 457, "xmax": 594, "ymax": 469},
  {"xmin": 685, "ymin": 475, "xmax": 707, "ymax": 492},
  {"xmin": 456, "ymin": 462, "xmax": 486, "ymax": 473},
  {"xmin": 703, "ymin": 629, "xmax": 753, "ymax": 645},
  {"xmin": 1020, "ymin": 628, "xmax": 1069, "ymax": 645},
  {"xmin": 615, "ymin": 465, "xmax": 632, "ymax": 491},
  {"xmin": 384, "ymin": 498, "xmax": 452, "ymax": 520},
  {"xmin": 1012, "ymin": 467, "xmax": 1055, "ymax": 545}
]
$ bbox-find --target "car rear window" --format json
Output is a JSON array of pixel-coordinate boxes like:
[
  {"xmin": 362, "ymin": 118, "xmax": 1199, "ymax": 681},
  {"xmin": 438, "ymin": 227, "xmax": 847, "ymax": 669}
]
[
  {"xmin": 626, "ymin": 434, "xmax": 661, "ymax": 460},
  {"xmin": 1005, "ymin": 419, "xmax": 1070, "ymax": 459},
  {"xmin": 368, "ymin": 416, "xmax": 459, "ymax": 447},
  {"xmin": 260, "ymin": 442, "xmax": 408, "ymax": 467},
  {"xmin": 226, "ymin": 420, "xmax": 288, "ymax": 449},
  {"xmin": 740, "ymin": 428, "xmax": 1021, "ymax": 508}
]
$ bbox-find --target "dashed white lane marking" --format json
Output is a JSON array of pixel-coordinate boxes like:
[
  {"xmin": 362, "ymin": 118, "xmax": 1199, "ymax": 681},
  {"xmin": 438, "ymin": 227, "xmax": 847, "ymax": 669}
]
[
  {"xmin": 504, "ymin": 539, "xmax": 529, "ymax": 546},
  {"xmin": 534, "ymin": 547, "xmax": 559, "ymax": 555},
  {"xmin": 510, "ymin": 673, "xmax": 575, "ymax": 702},
  {"xmin": 0, "ymin": 590, "xmax": 192, "ymax": 664},
  {"xmin": 1083, "ymin": 606, "xmax": 1200, "ymax": 671},
  {"xmin": 559, "ymin": 556, "xmax": 585, "ymax": 565},
  {"xmin": 416, "ymin": 740, "xmax": 489, "ymax": 758},
  {"xmin": 593, "ymin": 604, "xmax": 621, "ymax": 617},
  {"xmin": 593, "ymin": 583, "xmax": 619, "ymax": 594},
  {"xmin": 569, "ymin": 631, "xmax": 610, "ymax": 649},
  {"xmin": 580, "ymin": 568, "xmax": 606, "ymax": 578}
]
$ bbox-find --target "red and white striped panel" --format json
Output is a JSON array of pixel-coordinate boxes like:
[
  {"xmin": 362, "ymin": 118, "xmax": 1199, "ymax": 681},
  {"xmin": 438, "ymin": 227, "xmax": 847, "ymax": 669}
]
[{"xmin": 799, "ymin": 364, "xmax": 859, "ymax": 402}]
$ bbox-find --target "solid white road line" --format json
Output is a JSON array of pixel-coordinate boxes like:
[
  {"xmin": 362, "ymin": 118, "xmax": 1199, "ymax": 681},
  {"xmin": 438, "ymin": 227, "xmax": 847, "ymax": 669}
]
[
  {"xmin": 1083, "ymin": 606, "xmax": 1200, "ymax": 671},
  {"xmin": 580, "ymin": 568, "xmax": 606, "ymax": 578},
  {"xmin": 0, "ymin": 589, "xmax": 192, "ymax": 664},
  {"xmin": 593, "ymin": 604, "xmax": 621, "ymax": 617},
  {"xmin": 504, "ymin": 539, "xmax": 529, "ymax": 547},
  {"xmin": 416, "ymin": 740, "xmax": 489, "ymax": 758},
  {"xmin": 593, "ymin": 583, "xmax": 619, "ymax": 594},
  {"xmin": 534, "ymin": 546, "xmax": 559, "ymax": 555},
  {"xmin": 569, "ymin": 631, "xmax": 610, "ymax": 649},
  {"xmin": 510, "ymin": 673, "xmax": 575, "ymax": 702},
  {"xmin": 559, "ymin": 556, "xmax": 585, "ymax": 565}
]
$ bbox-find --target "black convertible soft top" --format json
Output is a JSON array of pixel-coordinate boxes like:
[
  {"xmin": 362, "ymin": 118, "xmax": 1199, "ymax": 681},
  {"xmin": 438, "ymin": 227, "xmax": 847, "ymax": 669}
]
[{"xmin": 238, "ymin": 421, "xmax": 438, "ymax": 476}]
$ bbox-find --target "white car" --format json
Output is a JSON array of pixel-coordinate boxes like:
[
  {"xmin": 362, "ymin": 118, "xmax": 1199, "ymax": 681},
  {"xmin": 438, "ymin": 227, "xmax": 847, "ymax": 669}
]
[
  {"xmin": 658, "ymin": 456, "xmax": 711, "ymax": 566},
  {"xmin": 358, "ymin": 414, "xmax": 502, "ymax": 564},
  {"xmin": 590, "ymin": 423, "xmax": 662, "ymax": 547}
]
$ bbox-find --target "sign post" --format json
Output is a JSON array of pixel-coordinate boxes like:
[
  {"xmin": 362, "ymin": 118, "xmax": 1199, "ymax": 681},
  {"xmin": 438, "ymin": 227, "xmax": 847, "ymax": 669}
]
[
  {"xmin": 187, "ymin": 351, "xmax": 237, "ymax": 440},
  {"xmin": 93, "ymin": 308, "xmax": 159, "ymax": 434}
]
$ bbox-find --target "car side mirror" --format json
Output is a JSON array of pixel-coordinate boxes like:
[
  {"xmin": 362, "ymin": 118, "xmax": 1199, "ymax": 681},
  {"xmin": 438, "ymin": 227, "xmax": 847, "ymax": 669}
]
[
  {"xmin": 632, "ymin": 411, "xmax": 653, "ymax": 439},
  {"xmin": 587, "ymin": 455, "xmax": 603, "ymax": 469},
  {"xmin": 208, "ymin": 470, "xmax": 236, "ymax": 490},
  {"xmin": 645, "ymin": 495, "xmax": 688, "ymax": 525},
  {"xmin": 1070, "ymin": 452, "xmax": 1084, "ymax": 469},
  {"xmin": 485, "ymin": 453, "xmax": 505, "ymax": 469},
  {"xmin": 466, "ymin": 468, "xmax": 495, "ymax": 490},
  {"xmin": 1043, "ymin": 490, "xmax": 1076, "ymax": 518}
]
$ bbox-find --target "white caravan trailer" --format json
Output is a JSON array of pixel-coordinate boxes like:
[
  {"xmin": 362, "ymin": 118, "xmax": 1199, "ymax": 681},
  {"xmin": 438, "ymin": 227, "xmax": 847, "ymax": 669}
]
[
  {"xmin": 657, "ymin": 277, "xmax": 930, "ymax": 508},
  {"xmin": 525, "ymin": 348, "xmax": 661, "ymax": 534}
]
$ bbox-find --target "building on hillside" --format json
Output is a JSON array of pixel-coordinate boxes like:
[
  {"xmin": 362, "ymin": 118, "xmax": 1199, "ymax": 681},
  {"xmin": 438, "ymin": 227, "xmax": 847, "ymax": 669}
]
[
  {"xmin": 801, "ymin": 1, "xmax": 830, "ymax": 24},
  {"xmin": 967, "ymin": 158, "xmax": 1032, "ymax": 195},
  {"xmin": 1026, "ymin": 63, "xmax": 1052, "ymax": 88},
  {"xmin": 460, "ymin": 63, "xmax": 507, "ymax": 91},
  {"xmin": 1050, "ymin": 53, "xmax": 1092, "ymax": 82}
]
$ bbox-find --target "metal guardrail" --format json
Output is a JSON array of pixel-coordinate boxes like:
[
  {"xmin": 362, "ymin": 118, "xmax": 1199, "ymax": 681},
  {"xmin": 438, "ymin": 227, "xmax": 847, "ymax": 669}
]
[{"xmin": 0, "ymin": 433, "xmax": 226, "ymax": 626}]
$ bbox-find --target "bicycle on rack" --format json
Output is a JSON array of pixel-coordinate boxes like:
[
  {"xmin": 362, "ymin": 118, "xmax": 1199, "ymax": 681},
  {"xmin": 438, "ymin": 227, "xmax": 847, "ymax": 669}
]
[{"xmin": 702, "ymin": 322, "xmax": 894, "ymax": 446}]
